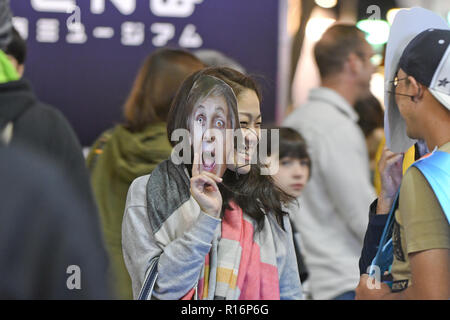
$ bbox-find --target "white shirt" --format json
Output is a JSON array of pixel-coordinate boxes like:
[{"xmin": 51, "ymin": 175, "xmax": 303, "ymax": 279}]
[{"xmin": 283, "ymin": 87, "xmax": 376, "ymax": 299}]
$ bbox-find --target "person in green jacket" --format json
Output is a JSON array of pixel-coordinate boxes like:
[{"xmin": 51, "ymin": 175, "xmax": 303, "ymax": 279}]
[{"xmin": 87, "ymin": 49, "xmax": 205, "ymax": 299}]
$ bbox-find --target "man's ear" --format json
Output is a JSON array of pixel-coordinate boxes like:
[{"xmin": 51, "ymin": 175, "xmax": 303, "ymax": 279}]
[
  {"xmin": 408, "ymin": 76, "xmax": 424, "ymax": 102},
  {"xmin": 347, "ymin": 52, "xmax": 362, "ymax": 75}
]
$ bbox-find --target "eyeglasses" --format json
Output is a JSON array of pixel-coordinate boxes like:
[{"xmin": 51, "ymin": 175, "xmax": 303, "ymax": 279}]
[
  {"xmin": 387, "ymin": 76, "xmax": 415, "ymax": 101},
  {"xmin": 390, "ymin": 76, "xmax": 408, "ymax": 88}
]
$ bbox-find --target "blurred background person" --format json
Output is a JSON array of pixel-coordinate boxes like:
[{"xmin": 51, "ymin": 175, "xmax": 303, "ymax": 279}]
[
  {"xmin": 86, "ymin": 48, "xmax": 204, "ymax": 299},
  {"xmin": 0, "ymin": 147, "xmax": 111, "ymax": 299},
  {"xmin": 354, "ymin": 93, "xmax": 385, "ymax": 188},
  {"xmin": 266, "ymin": 126, "xmax": 312, "ymax": 299},
  {"xmin": 0, "ymin": 3, "xmax": 98, "ymax": 223},
  {"xmin": 4, "ymin": 27, "xmax": 25, "ymax": 77},
  {"xmin": 0, "ymin": 0, "xmax": 109, "ymax": 299},
  {"xmin": 283, "ymin": 24, "xmax": 377, "ymax": 300}
]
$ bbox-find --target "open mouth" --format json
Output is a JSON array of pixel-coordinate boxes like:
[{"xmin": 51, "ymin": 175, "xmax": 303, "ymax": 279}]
[{"xmin": 202, "ymin": 150, "xmax": 216, "ymax": 172}]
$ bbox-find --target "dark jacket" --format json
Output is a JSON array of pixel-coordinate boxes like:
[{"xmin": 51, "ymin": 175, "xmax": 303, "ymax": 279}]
[
  {"xmin": 0, "ymin": 147, "xmax": 111, "ymax": 299},
  {"xmin": 359, "ymin": 199, "xmax": 389, "ymax": 274},
  {"xmin": 0, "ymin": 78, "xmax": 98, "ymax": 216}
]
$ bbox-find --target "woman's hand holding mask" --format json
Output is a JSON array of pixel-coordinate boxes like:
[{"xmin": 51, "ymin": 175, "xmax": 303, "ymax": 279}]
[{"xmin": 190, "ymin": 152, "xmax": 223, "ymax": 218}]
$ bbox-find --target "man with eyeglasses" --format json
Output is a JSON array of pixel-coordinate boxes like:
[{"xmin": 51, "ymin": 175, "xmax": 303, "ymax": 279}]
[{"xmin": 356, "ymin": 27, "xmax": 450, "ymax": 300}]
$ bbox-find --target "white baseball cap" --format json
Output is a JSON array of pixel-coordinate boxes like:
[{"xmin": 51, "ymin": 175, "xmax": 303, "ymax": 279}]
[{"xmin": 384, "ymin": 7, "xmax": 449, "ymax": 152}]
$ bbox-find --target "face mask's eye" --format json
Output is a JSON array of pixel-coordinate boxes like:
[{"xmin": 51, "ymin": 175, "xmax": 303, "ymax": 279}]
[
  {"xmin": 240, "ymin": 122, "xmax": 248, "ymax": 128},
  {"xmin": 216, "ymin": 119, "xmax": 225, "ymax": 128},
  {"xmin": 196, "ymin": 115, "xmax": 205, "ymax": 125}
]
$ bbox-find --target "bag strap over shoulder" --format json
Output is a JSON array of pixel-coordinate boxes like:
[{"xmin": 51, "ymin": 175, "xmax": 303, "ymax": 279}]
[
  {"xmin": 137, "ymin": 256, "xmax": 159, "ymax": 300},
  {"xmin": 369, "ymin": 189, "xmax": 400, "ymax": 279},
  {"xmin": 412, "ymin": 151, "xmax": 450, "ymax": 224}
]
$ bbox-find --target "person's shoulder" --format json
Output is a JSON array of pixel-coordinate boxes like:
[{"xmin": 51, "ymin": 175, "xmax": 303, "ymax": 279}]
[
  {"xmin": 284, "ymin": 102, "xmax": 348, "ymax": 136},
  {"xmin": 17, "ymin": 100, "xmax": 78, "ymax": 143},
  {"xmin": 86, "ymin": 127, "xmax": 116, "ymax": 160},
  {"xmin": 399, "ymin": 165, "xmax": 440, "ymax": 216},
  {"xmin": 283, "ymin": 108, "xmax": 324, "ymax": 139},
  {"xmin": 401, "ymin": 165, "xmax": 424, "ymax": 191},
  {"xmin": 22, "ymin": 101, "xmax": 69, "ymax": 125},
  {"xmin": 126, "ymin": 158, "xmax": 184, "ymax": 206},
  {"xmin": 126, "ymin": 174, "xmax": 151, "ymax": 207},
  {"xmin": 284, "ymin": 99, "xmax": 325, "ymax": 123},
  {"xmin": 266, "ymin": 212, "xmax": 292, "ymax": 236}
]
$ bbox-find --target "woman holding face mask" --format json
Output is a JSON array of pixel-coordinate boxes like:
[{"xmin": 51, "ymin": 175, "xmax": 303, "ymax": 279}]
[{"xmin": 122, "ymin": 67, "xmax": 302, "ymax": 300}]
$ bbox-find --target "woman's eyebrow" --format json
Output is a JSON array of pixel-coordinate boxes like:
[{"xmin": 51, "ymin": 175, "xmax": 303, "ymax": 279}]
[
  {"xmin": 239, "ymin": 112, "xmax": 261, "ymax": 120},
  {"xmin": 214, "ymin": 106, "xmax": 227, "ymax": 115}
]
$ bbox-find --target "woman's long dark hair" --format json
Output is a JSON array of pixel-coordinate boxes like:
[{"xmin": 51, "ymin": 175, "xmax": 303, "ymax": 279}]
[
  {"xmin": 209, "ymin": 68, "xmax": 295, "ymax": 231},
  {"xmin": 219, "ymin": 166, "xmax": 294, "ymax": 232}
]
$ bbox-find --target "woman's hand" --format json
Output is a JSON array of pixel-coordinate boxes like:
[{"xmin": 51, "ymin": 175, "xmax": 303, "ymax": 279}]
[
  {"xmin": 190, "ymin": 153, "xmax": 223, "ymax": 218},
  {"xmin": 376, "ymin": 147, "xmax": 404, "ymax": 214}
]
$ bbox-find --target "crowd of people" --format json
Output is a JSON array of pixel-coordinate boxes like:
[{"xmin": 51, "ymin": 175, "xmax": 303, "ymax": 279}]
[{"xmin": 0, "ymin": 0, "xmax": 448, "ymax": 300}]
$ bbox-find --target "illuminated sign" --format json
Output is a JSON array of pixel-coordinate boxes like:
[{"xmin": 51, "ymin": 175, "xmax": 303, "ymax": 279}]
[{"xmin": 10, "ymin": 0, "xmax": 281, "ymax": 145}]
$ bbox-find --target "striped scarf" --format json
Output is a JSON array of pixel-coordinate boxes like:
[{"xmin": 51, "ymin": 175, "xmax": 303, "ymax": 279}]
[{"xmin": 182, "ymin": 201, "xmax": 280, "ymax": 300}]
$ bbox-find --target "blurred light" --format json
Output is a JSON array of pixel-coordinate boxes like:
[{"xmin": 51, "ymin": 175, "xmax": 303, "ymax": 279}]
[
  {"xmin": 370, "ymin": 72, "xmax": 385, "ymax": 110},
  {"xmin": 305, "ymin": 17, "xmax": 336, "ymax": 41},
  {"xmin": 371, "ymin": 53, "xmax": 383, "ymax": 67},
  {"xmin": 357, "ymin": 19, "xmax": 390, "ymax": 45},
  {"xmin": 387, "ymin": 8, "xmax": 402, "ymax": 25},
  {"xmin": 447, "ymin": 11, "xmax": 450, "ymax": 25},
  {"xmin": 315, "ymin": 0, "xmax": 338, "ymax": 9}
]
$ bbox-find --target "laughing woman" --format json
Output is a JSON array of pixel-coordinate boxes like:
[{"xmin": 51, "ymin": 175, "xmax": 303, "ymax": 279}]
[{"xmin": 122, "ymin": 67, "xmax": 302, "ymax": 300}]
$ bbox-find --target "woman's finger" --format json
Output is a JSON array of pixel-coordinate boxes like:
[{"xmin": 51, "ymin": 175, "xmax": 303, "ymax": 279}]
[
  {"xmin": 200, "ymin": 171, "xmax": 223, "ymax": 183},
  {"xmin": 192, "ymin": 152, "xmax": 200, "ymax": 177},
  {"xmin": 385, "ymin": 153, "xmax": 404, "ymax": 169},
  {"xmin": 191, "ymin": 174, "xmax": 219, "ymax": 192},
  {"xmin": 379, "ymin": 148, "xmax": 402, "ymax": 170}
]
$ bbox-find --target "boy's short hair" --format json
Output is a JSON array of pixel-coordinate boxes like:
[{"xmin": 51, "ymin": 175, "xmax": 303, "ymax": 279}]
[{"xmin": 265, "ymin": 126, "xmax": 312, "ymax": 172}]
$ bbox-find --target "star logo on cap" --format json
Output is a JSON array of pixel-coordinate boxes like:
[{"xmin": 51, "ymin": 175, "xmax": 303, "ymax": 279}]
[{"xmin": 438, "ymin": 78, "xmax": 450, "ymax": 87}]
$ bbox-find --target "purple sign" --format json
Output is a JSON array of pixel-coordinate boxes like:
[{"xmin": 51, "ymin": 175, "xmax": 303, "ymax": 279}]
[{"xmin": 10, "ymin": 0, "xmax": 281, "ymax": 145}]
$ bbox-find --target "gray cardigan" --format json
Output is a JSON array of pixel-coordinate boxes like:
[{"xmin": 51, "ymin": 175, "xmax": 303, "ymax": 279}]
[{"xmin": 122, "ymin": 173, "xmax": 303, "ymax": 300}]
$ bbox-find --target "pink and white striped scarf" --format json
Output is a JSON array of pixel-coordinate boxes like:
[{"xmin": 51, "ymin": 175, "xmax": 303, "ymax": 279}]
[{"xmin": 183, "ymin": 201, "xmax": 280, "ymax": 300}]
